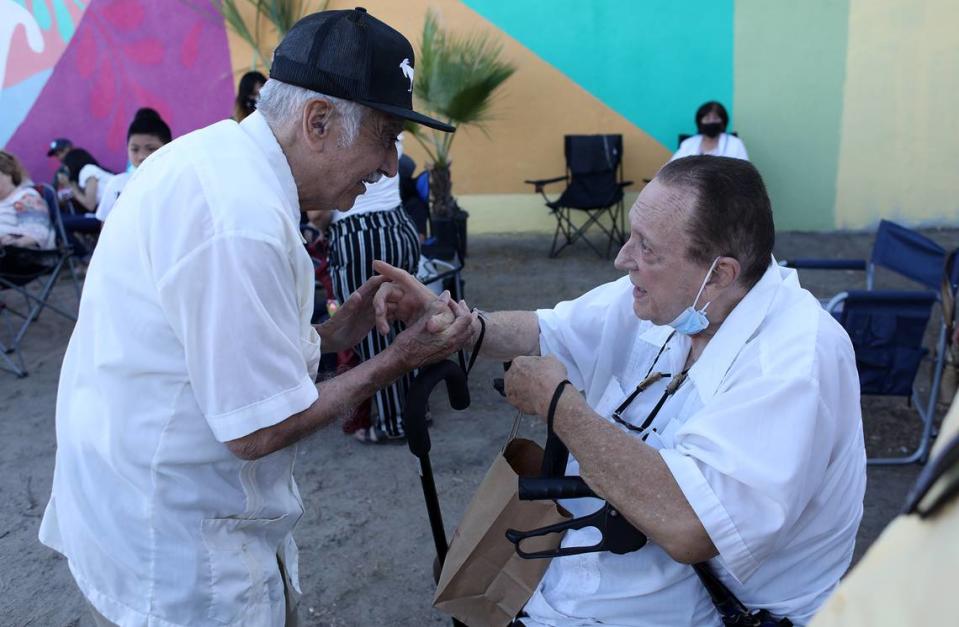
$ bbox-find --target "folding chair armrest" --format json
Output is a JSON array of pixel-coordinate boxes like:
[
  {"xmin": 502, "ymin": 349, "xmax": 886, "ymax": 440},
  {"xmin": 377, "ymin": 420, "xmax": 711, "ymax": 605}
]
[
  {"xmin": 779, "ymin": 258, "xmax": 867, "ymax": 271},
  {"xmin": 524, "ymin": 175, "xmax": 567, "ymax": 194}
]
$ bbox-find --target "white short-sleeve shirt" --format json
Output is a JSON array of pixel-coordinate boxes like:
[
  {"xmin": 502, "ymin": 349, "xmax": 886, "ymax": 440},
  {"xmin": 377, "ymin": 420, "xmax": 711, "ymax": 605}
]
[
  {"xmin": 77, "ymin": 163, "xmax": 115, "ymax": 205},
  {"xmin": 95, "ymin": 170, "xmax": 130, "ymax": 221},
  {"xmin": 671, "ymin": 132, "xmax": 749, "ymax": 161},
  {"xmin": 39, "ymin": 111, "xmax": 321, "ymax": 627},
  {"xmin": 523, "ymin": 263, "xmax": 866, "ymax": 627}
]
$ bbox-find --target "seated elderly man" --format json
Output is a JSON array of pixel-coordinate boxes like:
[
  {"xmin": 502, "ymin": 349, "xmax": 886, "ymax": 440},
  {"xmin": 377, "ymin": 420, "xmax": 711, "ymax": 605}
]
[
  {"xmin": 39, "ymin": 9, "xmax": 473, "ymax": 627},
  {"xmin": 374, "ymin": 156, "xmax": 867, "ymax": 626}
]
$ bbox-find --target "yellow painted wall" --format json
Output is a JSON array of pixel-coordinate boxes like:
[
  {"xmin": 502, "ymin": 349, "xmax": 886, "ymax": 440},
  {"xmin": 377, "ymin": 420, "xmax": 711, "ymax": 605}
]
[
  {"xmin": 224, "ymin": 1, "xmax": 664, "ymax": 233},
  {"xmin": 834, "ymin": 0, "xmax": 959, "ymax": 228}
]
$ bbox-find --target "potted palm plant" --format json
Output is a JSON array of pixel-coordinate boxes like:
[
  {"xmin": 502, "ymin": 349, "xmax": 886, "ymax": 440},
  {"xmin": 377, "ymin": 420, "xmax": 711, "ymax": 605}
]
[{"xmin": 407, "ymin": 9, "xmax": 516, "ymax": 257}]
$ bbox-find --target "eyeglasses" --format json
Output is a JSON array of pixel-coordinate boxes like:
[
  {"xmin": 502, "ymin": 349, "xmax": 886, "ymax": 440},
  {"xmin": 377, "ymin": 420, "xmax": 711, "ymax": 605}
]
[{"xmin": 609, "ymin": 331, "xmax": 689, "ymax": 439}]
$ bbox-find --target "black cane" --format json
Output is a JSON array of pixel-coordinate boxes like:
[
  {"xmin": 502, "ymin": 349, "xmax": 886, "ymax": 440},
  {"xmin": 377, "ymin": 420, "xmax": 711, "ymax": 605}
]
[{"xmin": 404, "ymin": 360, "xmax": 470, "ymax": 626}]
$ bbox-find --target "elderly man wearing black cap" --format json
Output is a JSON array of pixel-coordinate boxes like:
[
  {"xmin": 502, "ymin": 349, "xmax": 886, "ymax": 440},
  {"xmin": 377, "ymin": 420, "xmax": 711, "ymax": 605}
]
[{"xmin": 38, "ymin": 9, "xmax": 470, "ymax": 627}]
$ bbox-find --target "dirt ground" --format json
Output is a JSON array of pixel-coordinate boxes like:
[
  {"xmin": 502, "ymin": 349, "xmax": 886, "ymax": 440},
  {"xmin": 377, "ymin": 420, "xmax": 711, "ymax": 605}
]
[{"xmin": 2, "ymin": 227, "xmax": 958, "ymax": 626}]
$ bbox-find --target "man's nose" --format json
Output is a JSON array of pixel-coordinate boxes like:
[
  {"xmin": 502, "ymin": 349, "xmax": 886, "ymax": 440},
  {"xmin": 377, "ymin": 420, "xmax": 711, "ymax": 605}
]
[
  {"xmin": 380, "ymin": 144, "xmax": 399, "ymax": 178},
  {"xmin": 613, "ymin": 242, "xmax": 631, "ymax": 270}
]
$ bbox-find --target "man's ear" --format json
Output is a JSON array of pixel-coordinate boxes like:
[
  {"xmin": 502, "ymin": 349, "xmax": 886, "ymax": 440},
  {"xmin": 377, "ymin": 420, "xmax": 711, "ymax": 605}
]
[
  {"xmin": 302, "ymin": 99, "xmax": 335, "ymax": 152},
  {"xmin": 713, "ymin": 256, "xmax": 742, "ymax": 289}
]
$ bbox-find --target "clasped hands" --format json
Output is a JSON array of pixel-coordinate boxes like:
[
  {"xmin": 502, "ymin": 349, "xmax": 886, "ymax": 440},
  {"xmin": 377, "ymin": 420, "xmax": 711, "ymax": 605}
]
[
  {"xmin": 367, "ymin": 261, "xmax": 571, "ymax": 420},
  {"xmin": 320, "ymin": 260, "xmax": 476, "ymax": 371}
]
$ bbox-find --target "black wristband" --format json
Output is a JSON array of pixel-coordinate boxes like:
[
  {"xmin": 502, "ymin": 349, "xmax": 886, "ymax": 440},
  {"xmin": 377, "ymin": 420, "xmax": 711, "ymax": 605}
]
[
  {"xmin": 547, "ymin": 379, "xmax": 573, "ymax": 434},
  {"xmin": 465, "ymin": 309, "xmax": 486, "ymax": 375}
]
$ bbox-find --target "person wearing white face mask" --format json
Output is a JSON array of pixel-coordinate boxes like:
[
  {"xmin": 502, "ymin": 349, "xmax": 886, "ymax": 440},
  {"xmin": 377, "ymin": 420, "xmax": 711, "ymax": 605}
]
[{"xmin": 372, "ymin": 155, "xmax": 866, "ymax": 626}]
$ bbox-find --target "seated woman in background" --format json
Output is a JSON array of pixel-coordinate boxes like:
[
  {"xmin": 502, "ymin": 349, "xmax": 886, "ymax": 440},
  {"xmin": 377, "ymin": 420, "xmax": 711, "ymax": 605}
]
[
  {"xmin": 0, "ymin": 150, "xmax": 55, "ymax": 251},
  {"xmin": 671, "ymin": 100, "xmax": 749, "ymax": 161},
  {"xmin": 96, "ymin": 108, "xmax": 172, "ymax": 222},
  {"xmin": 233, "ymin": 70, "xmax": 266, "ymax": 122},
  {"xmin": 63, "ymin": 148, "xmax": 114, "ymax": 213}
]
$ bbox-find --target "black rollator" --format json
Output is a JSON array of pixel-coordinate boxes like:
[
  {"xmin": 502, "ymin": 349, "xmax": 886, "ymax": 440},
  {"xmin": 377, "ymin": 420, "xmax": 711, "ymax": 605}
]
[
  {"xmin": 504, "ymin": 378, "xmax": 792, "ymax": 627},
  {"xmin": 403, "ymin": 360, "xmax": 470, "ymax": 627}
]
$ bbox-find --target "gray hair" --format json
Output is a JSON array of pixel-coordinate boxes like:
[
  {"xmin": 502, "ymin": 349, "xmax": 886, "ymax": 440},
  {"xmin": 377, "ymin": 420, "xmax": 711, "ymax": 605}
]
[{"xmin": 256, "ymin": 79, "xmax": 366, "ymax": 146}]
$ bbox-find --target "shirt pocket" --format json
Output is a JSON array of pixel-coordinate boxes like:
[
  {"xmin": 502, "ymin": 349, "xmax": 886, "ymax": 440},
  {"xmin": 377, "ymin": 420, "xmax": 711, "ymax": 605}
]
[
  {"xmin": 593, "ymin": 376, "xmax": 627, "ymax": 420},
  {"xmin": 200, "ymin": 515, "xmax": 289, "ymax": 625}
]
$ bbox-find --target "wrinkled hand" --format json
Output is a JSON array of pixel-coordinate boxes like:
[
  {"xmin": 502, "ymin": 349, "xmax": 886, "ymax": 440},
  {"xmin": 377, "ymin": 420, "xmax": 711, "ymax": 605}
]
[
  {"xmin": 320, "ymin": 274, "xmax": 388, "ymax": 351},
  {"xmin": 372, "ymin": 260, "xmax": 439, "ymax": 335},
  {"xmin": 392, "ymin": 294, "xmax": 476, "ymax": 370},
  {"xmin": 504, "ymin": 355, "xmax": 570, "ymax": 418}
]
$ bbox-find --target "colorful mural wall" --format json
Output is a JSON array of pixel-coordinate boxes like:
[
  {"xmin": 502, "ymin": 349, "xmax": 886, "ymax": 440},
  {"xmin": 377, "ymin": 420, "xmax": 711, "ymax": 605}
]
[
  {"xmin": 2, "ymin": 0, "xmax": 233, "ymax": 184},
  {"xmin": 3, "ymin": 0, "xmax": 957, "ymax": 232}
]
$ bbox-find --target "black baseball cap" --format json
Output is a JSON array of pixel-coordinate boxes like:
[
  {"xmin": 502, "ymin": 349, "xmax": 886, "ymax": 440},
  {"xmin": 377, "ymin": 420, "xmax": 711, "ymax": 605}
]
[
  {"xmin": 270, "ymin": 7, "xmax": 454, "ymax": 133},
  {"xmin": 47, "ymin": 138, "xmax": 72, "ymax": 156}
]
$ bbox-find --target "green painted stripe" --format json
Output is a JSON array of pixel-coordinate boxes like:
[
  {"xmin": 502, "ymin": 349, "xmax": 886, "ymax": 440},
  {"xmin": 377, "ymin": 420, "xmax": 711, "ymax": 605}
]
[
  {"xmin": 733, "ymin": 0, "xmax": 849, "ymax": 230},
  {"xmin": 462, "ymin": 0, "xmax": 734, "ymax": 149}
]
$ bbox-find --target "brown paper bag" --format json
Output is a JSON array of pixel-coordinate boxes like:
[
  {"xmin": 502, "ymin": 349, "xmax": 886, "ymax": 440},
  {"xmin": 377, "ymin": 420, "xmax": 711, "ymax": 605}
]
[{"xmin": 433, "ymin": 437, "xmax": 570, "ymax": 627}]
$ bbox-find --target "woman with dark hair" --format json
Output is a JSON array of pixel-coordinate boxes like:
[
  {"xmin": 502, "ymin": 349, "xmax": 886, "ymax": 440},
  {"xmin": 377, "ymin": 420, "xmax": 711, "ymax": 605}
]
[
  {"xmin": 671, "ymin": 101, "xmax": 749, "ymax": 161},
  {"xmin": 63, "ymin": 148, "xmax": 114, "ymax": 212},
  {"xmin": 233, "ymin": 70, "xmax": 267, "ymax": 122},
  {"xmin": 0, "ymin": 150, "xmax": 55, "ymax": 251},
  {"xmin": 97, "ymin": 108, "xmax": 172, "ymax": 221}
]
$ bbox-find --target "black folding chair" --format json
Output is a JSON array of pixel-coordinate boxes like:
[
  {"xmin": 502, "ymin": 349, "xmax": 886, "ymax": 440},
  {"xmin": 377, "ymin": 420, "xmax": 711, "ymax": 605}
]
[
  {"xmin": 525, "ymin": 135, "xmax": 632, "ymax": 259},
  {"xmin": 0, "ymin": 183, "xmax": 81, "ymax": 377}
]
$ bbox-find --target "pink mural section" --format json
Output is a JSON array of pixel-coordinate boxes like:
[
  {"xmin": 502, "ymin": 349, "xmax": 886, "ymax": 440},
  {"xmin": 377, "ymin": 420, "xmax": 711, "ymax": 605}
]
[{"xmin": 5, "ymin": 0, "xmax": 234, "ymax": 183}]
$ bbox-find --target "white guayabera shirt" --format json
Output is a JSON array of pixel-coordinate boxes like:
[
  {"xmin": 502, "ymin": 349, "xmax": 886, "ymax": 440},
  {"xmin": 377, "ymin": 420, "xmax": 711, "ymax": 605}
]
[
  {"xmin": 40, "ymin": 111, "xmax": 321, "ymax": 627},
  {"xmin": 523, "ymin": 264, "xmax": 866, "ymax": 627}
]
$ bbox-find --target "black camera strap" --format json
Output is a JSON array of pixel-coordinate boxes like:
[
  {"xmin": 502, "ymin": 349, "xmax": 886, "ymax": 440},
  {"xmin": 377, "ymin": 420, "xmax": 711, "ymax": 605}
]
[{"xmin": 693, "ymin": 562, "xmax": 792, "ymax": 627}]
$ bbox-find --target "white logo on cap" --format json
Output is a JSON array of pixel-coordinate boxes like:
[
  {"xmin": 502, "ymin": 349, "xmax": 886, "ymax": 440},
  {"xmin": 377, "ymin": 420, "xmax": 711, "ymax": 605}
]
[{"xmin": 399, "ymin": 58, "xmax": 414, "ymax": 92}]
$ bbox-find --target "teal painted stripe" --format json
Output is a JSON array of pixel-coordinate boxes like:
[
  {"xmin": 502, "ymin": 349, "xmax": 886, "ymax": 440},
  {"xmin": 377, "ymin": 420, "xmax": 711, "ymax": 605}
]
[
  {"xmin": 32, "ymin": 0, "xmax": 52, "ymax": 29},
  {"xmin": 462, "ymin": 0, "xmax": 734, "ymax": 149},
  {"xmin": 52, "ymin": 0, "xmax": 77, "ymax": 41}
]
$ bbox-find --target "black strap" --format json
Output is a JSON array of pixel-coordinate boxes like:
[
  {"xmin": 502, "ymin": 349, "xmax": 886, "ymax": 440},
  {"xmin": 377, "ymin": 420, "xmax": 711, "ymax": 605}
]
[
  {"xmin": 465, "ymin": 311, "xmax": 486, "ymax": 375},
  {"xmin": 541, "ymin": 380, "xmax": 573, "ymax": 477},
  {"xmin": 693, "ymin": 563, "xmax": 792, "ymax": 626}
]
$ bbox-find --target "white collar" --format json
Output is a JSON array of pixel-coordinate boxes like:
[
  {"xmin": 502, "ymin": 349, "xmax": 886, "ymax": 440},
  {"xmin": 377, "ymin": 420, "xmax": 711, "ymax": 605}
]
[
  {"xmin": 239, "ymin": 111, "xmax": 300, "ymax": 221},
  {"xmin": 687, "ymin": 260, "xmax": 791, "ymax": 403}
]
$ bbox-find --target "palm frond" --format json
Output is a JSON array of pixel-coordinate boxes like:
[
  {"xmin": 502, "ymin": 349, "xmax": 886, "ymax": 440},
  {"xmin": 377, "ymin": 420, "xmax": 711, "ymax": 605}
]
[
  {"xmin": 201, "ymin": 0, "xmax": 326, "ymax": 70},
  {"xmin": 257, "ymin": 0, "xmax": 325, "ymax": 36},
  {"xmin": 412, "ymin": 9, "xmax": 516, "ymax": 163}
]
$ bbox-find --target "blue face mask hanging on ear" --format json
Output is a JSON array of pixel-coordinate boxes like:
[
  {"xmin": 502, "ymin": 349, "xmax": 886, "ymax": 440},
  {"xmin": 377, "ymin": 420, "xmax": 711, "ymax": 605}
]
[{"xmin": 667, "ymin": 258, "xmax": 720, "ymax": 335}]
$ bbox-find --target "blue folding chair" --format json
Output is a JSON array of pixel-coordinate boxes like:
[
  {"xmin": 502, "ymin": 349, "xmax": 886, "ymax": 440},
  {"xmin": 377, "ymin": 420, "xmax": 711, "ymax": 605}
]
[
  {"xmin": 825, "ymin": 290, "xmax": 941, "ymax": 464},
  {"xmin": 783, "ymin": 219, "xmax": 946, "ymax": 292},
  {"xmin": 784, "ymin": 220, "xmax": 959, "ymax": 464}
]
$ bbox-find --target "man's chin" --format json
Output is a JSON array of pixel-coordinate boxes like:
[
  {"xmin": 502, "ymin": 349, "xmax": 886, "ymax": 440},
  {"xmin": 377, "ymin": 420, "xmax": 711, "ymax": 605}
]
[
  {"xmin": 332, "ymin": 189, "xmax": 366, "ymax": 212},
  {"xmin": 632, "ymin": 301, "xmax": 659, "ymax": 324}
]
